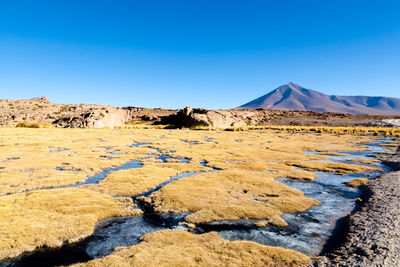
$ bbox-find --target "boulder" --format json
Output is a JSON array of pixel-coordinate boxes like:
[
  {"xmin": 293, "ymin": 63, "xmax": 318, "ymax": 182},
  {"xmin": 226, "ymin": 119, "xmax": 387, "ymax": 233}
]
[
  {"xmin": 159, "ymin": 107, "xmax": 249, "ymax": 129},
  {"xmin": 53, "ymin": 109, "xmax": 129, "ymax": 129},
  {"xmin": 92, "ymin": 109, "xmax": 129, "ymax": 129}
]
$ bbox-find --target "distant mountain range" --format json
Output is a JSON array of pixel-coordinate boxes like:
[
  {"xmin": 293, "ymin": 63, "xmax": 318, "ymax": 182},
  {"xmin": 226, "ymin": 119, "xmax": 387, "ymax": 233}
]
[{"xmin": 238, "ymin": 82, "xmax": 400, "ymax": 115}]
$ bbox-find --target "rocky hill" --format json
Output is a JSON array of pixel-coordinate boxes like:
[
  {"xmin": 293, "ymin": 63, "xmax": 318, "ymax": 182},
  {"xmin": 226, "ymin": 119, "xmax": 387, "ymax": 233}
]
[
  {"xmin": 0, "ymin": 97, "xmax": 129, "ymax": 128},
  {"xmin": 0, "ymin": 97, "xmax": 399, "ymax": 129},
  {"xmin": 239, "ymin": 83, "xmax": 400, "ymax": 115},
  {"xmin": 0, "ymin": 97, "xmax": 178, "ymax": 128}
]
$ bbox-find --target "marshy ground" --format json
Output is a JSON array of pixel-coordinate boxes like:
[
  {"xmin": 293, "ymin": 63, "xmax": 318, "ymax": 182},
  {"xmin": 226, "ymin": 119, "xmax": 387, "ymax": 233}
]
[{"xmin": 0, "ymin": 128, "xmax": 398, "ymax": 266}]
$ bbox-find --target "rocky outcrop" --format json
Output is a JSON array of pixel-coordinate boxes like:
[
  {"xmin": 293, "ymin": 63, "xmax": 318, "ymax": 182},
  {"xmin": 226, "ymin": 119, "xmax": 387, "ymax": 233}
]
[
  {"xmin": 382, "ymin": 119, "xmax": 400, "ymax": 127},
  {"xmin": 160, "ymin": 107, "xmax": 252, "ymax": 129},
  {"xmin": 0, "ymin": 97, "xmax": 131, "ymax": 128},
  {"xmin": 29, "ymin": 97, "xmax": 52, "ymax": 104},
  {"xmin": 53, "ymin": 109, "xmax": 129, "ymax": 129},
  {"xmin": 122, "ymin": 107, "xmax": 176, "ymax": 123}
]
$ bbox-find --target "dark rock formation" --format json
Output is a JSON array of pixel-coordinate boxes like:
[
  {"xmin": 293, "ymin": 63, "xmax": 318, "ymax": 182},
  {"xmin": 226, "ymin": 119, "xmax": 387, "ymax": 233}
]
[
  {"xmin": 159, "ymin": 107, "xmax": 249, "ymax": 129},
  {"xmin": 53, "ymin": 116, "xmax": 87, "ymax": 128},
  {"xmin": 122, "ymin": 107, "xmax": 176, "ymax": 123}
]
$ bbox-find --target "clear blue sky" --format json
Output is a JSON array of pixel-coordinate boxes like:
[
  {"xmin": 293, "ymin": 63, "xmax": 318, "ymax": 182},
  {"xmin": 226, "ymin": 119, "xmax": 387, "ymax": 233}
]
[{"xmin": 1, "ymin": 0, "xmax": 400, "ymax": 109}]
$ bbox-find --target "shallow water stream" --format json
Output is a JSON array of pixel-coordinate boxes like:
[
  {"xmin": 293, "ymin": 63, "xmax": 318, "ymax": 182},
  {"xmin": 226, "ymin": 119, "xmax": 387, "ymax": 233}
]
[
  {"xmin": 214, "ymin": 140, "xmax": 391, "ymax": 256},
  {"xmin": 2, "ymin": 145, "xmax": 217, "ymax": 267},
  {"xmin": 2, "ymin": 139, "xmax": 394, "ymax": 266}
]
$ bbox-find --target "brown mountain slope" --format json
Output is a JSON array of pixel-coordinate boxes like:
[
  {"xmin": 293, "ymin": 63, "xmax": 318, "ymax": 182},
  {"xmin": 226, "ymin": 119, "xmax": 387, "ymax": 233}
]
[{"xmin": 239, "ymin": 83, "xmax": 400, "ymax": 115}]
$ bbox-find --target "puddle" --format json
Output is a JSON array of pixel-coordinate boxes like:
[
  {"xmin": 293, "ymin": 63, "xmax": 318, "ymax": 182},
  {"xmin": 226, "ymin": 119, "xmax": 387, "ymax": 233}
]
[
  {"xmin": 55, "ymin": 167, "xmax": 81, "ymax": 172},
  {"xmin": 180, "ymin": 139, "xmax": 200, "ymax": 145},
  {"xmin": 156, "ymin": 154, "xmax": 190, "ymax": 163},
  {"xmin": 108, "ymin": 152, "xmax": 128, "ymax": 156},
  {"xmin": 49, "ymin": 148, "xmax": 69, "ymax": 153},
  {"xmin": 130, "ymin": 142, "xmax": 151, "ymax": 148}
]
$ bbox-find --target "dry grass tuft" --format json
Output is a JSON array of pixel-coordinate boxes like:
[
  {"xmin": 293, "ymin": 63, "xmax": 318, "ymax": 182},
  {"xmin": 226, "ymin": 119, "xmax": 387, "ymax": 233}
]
[
  {"xmin": 74, "ymin": 230, "xmax": 310, "ymax": 267},
  {"xmin": 0, "ymin": 127, "xmax": 397, "ymax": 262},
  {"xmin": 344, "ymin": 178, "xmax": 369, "ymax": 188},
  {"xmin": 83, "ymin": 163, "xmax": 211, "ymax": 196},
  {"xmin": 0, "ymin": 188, "xmax": 141, "ymax": 261},
  {"xmin": 317, "ymin": 152, "xmax": 351, "ymax": 156},
  {"xmin": 276, "ymin": 168, "xmax": 318, "ymax": 181},
  {"xmin": 346, "ymin": 158, "xmax": 379, "ymax": 164},
  {"xmin": 0, "ymin": 128, "xmax": 153, "ymax": 194},
  {"xmin": 144, "ymin": 170, "xmax": 319, "ymax": 226},
  {"xmin": 285, "ymin": 160, "xmax": 382, "ymax": 175},
  {"xmin": 15, "ymin": 122, "xmax": 54, "ymax": 128}
]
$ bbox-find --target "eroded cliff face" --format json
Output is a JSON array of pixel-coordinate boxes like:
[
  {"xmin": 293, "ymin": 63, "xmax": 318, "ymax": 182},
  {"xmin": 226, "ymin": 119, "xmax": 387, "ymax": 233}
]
[
  {"xmin": 53, "ymin": 108, "xmax": 129, "ymax": 129},
  {"xmin": 92, "ymin": 109, "xmax": 130, "ymax": 129}
]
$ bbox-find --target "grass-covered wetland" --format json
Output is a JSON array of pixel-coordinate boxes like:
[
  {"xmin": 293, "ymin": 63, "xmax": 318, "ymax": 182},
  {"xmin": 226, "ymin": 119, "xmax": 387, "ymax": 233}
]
[{"xmin": 0, "ymin": 127, "xmax": 399, "ymax": 266}]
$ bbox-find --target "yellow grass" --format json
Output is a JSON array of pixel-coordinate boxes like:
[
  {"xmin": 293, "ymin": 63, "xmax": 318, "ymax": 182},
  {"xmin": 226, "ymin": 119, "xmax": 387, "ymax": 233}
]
[
  {"xmin": 344, "ymin": 178, "xmax": 369, "ymax": 188},
  {"xmin": 74, "ymin": 230, "xmax": 310, "ymax": 267},
  {"xmin": 246, "ymin": 125, "xmax": 400, "ymax": 136},
  {"xmin": 16, "ymin": 122, "xmax": 54, "ymax": 128},
  {"xmin": 317, "ymin": 151, "xmax": 351, "ymax": 156},
  {"xmin": 83, "ymin": 163, "xmax": 211, "ymax": 196},
  {"xmin": 0, "ymin": 188, "xmax": 141, "ymax": 261},
  {"xmin": 0, "ymin": 169, "xmax": 89, "ymax": 196},
  {"xmin": 143, "ymin": 170, "xmax": 319, "ymax": 226},
  {"xmin": 272, "ymin": 168, "xmax": 318, "ymax": 181},
  {"xmin": 0, "ymin": 128, "xmax": 154, "ymax": 194},
  {"xmin": 346, "ymin": 158, "xmax": 379, "ymax": 164},
  {"xmin": 285, "ymin": 160, "xmax": 382, "ymax": 175},
  {"xmin": 0, "ymin": 127, "xmax": 397, "ymax": 262}
]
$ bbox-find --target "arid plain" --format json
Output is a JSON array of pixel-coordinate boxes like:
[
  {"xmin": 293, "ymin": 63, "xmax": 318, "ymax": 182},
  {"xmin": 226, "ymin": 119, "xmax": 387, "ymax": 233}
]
[{"xmin": 0, "ymin": 127, "xmax": 399, "ymax": 266}]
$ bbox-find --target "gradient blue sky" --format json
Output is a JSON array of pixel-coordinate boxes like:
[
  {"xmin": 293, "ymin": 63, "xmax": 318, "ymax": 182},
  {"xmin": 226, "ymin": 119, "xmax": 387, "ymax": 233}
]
[{"xmin": 1, "ymin": 0, "xmax": 400, "ymax": 109}]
